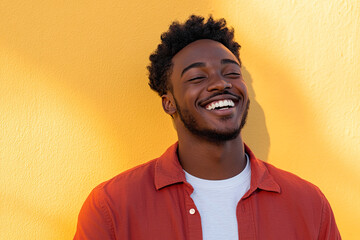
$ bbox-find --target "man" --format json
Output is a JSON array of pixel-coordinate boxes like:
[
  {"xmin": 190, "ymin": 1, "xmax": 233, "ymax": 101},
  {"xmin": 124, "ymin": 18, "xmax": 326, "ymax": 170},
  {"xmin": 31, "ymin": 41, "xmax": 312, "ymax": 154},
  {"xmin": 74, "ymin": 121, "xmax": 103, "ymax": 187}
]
[{"xmin": 74, "ymin": 15, "xmax": 340, "ymax": 239}]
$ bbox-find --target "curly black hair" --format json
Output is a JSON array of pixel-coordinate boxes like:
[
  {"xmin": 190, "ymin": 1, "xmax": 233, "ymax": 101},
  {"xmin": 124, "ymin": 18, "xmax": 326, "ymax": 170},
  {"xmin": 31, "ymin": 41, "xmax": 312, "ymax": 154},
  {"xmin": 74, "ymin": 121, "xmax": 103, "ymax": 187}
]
[{"xmin": 147, "ymin": 15, "xmax": 241, "ymax": 96}]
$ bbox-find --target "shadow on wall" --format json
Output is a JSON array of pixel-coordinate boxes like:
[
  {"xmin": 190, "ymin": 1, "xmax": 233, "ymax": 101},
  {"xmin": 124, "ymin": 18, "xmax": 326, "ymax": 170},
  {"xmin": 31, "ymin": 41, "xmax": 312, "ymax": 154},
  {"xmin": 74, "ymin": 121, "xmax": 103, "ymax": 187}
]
[{"xmin": 242, "ymin": 66, "xmax": 270, "ymax": 161}]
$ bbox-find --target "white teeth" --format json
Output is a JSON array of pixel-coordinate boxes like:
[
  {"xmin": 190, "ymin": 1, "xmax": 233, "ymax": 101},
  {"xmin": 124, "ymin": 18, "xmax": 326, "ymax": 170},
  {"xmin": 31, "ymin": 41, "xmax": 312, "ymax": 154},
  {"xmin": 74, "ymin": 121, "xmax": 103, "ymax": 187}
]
[{"xmin": 205, "ymin": 99, "xmax": 235, "ymax": 110}]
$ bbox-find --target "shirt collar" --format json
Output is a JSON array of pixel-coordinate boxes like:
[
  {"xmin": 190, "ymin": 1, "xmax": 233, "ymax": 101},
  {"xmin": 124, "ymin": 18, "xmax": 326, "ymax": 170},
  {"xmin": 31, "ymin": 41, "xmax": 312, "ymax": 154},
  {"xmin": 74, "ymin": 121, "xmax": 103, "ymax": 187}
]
[
  {"xmin": 154, "ymin": 142, "xmax": 281, "ymax": 195},
  {"xmin": 154, "ymin": 142, "xmax": 186, "ymax": 190},
  {"xmin": 243, "ymin": 144, "xmax": 280, "ymax": 198}
]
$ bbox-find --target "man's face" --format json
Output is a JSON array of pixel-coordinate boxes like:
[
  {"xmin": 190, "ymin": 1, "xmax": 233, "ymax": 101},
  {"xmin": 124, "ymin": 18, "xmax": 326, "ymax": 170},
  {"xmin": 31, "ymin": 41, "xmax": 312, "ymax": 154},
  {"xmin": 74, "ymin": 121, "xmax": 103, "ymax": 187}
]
[{"xmin": 166, "ymin": 39, "xmax": 249, "ymax": 142}]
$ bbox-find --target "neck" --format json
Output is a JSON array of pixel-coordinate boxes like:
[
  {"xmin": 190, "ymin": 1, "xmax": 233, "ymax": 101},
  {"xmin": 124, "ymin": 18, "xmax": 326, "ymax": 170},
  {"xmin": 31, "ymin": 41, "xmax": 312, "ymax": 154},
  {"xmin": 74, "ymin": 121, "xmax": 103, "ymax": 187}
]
[{"xmin": 177, "ymin": 129, "xmax": 246, "ymax": 180}]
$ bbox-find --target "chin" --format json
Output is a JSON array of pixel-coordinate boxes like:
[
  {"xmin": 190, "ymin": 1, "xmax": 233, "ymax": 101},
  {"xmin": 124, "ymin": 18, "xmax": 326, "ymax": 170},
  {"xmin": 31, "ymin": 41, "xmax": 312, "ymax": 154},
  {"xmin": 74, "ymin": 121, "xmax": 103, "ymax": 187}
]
[{"xmin": 191, "ymin": 126, "xmax": 241, "ymax": 143}]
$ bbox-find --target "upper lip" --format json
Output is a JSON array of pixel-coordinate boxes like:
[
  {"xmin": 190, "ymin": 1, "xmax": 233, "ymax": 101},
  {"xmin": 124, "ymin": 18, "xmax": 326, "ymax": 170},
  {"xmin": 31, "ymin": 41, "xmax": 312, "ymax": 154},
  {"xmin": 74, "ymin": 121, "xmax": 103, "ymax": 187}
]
[{"xmin": 199, "ymin": 92, "xmax": 241, "ymax": 108}]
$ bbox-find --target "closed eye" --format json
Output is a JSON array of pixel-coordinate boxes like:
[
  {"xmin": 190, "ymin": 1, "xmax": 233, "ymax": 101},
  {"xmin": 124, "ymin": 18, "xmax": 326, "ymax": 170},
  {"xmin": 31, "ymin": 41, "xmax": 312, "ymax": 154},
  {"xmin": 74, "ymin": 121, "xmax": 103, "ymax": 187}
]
[
  {"xmin": 224, "ymin": 73, "xmax": 241, "ymax": 79},
  {"xmin": 225, "ymin": 72, "xmax": 241, "ymax": 76},
  {"xmin": 188, "ymin": 76, "xmax": 206, "ymax": 82}
]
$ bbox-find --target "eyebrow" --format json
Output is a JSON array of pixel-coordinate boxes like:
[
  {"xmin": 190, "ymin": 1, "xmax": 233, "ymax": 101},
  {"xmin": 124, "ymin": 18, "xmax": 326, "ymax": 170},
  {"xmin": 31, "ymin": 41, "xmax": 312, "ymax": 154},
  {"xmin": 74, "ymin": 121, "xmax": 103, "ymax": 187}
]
[
  {"xmin": 221, "ymin": 59, "xmax": 240, "ymax": 66},
  {"xmin": 181, "ymin": 62, "xmax": 206, "ymax": 77},
  {"xmin": 180, "ymin": 58, "xmax": 240, "ymax": 77}
]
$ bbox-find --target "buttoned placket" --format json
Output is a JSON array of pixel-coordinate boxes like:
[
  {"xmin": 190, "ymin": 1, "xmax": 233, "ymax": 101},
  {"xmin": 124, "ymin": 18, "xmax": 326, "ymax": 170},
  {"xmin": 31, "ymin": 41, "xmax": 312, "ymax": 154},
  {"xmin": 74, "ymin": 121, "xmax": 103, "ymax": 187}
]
[
  {"xmin": 183, "ymin": 182, "xmax": 203, "ymax": 240},
  {"xmin": 237, "ymin": 194, "xmax": 257, "ymax": 239}
]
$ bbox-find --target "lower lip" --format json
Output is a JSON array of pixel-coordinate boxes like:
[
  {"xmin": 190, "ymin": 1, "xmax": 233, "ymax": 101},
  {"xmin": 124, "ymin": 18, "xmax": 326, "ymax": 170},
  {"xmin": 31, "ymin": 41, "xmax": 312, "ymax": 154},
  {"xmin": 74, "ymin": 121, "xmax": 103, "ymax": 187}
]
[{"xmin": 206, "ymin": 107, "xmax": 236, "ymax": 116}]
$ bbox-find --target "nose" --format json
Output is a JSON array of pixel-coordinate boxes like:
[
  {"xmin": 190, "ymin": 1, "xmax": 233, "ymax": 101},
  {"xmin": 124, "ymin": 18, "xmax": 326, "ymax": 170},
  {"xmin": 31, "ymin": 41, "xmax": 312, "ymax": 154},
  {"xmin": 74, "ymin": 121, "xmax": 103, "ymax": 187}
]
[{"xmin": 207, "ymin": 73, "xmax": 232, "ymax": 92}]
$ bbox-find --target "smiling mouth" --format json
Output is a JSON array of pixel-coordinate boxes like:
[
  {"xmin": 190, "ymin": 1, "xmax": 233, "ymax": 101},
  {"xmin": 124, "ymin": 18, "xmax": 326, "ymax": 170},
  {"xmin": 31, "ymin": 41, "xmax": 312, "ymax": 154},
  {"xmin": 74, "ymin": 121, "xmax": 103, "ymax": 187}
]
[{"xmin": 205, "ymin": 99, "xmax": 235, "ymax": 111}]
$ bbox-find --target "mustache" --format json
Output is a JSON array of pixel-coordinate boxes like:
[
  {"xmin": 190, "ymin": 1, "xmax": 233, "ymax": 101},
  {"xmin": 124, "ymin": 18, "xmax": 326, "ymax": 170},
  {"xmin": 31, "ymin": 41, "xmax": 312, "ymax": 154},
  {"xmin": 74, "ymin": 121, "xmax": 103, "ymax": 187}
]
[{"xmin": 200, "ymin": 90, "xmax": 241, "ymax": 104}]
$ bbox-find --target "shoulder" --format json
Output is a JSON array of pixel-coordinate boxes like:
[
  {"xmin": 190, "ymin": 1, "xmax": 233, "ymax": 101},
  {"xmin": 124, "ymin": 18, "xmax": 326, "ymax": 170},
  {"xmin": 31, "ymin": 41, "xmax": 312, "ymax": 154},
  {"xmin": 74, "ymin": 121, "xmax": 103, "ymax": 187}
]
[
  {"xmin": 258, "ymin": 160, "xmax": 341, "ymax": 238},
  {"xmin": 260, "ymin": 160, "xmax": 326, "ymax": 202},
  {"xmin": 74, "ymin": 159, "xmax": 161, "ymax": 239},
  {"xmin": 79, "ymin": 158, "xmax": 160, "ymax": 223},
  {"xmin": 93, "ymin": 158, "xmax": 159, "ymax": 198}
]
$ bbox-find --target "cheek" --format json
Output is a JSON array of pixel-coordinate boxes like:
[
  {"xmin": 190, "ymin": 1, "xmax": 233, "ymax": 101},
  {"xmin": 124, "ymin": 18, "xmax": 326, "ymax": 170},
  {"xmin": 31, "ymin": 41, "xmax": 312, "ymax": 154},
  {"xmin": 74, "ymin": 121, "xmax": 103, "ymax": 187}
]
[
  {"xmin": 181, "ymin": 87, "xmax": 202, "ymax": 105},
  {"xmin": 234, "ymin": 81, "xmax": 248, "ymax": 97}
]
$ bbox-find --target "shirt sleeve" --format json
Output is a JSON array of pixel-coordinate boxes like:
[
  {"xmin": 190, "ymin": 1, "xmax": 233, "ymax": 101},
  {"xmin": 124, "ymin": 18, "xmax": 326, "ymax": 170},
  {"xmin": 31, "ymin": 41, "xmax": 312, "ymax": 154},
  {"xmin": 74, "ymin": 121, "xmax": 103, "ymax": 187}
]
[
  {"xmin": 74, "ymin": 186, "xmax": 116, "ymax": 240},
  {"xmin": 318, "ymin": 192, "xmax": 341, "ymax": 240}
]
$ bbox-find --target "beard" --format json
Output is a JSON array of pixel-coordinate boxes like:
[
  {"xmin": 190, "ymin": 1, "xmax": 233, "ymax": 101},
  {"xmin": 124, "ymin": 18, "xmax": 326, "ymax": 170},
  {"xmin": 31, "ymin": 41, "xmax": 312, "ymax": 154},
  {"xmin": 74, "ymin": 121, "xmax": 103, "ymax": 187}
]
[{"xmin": 174, "ymin": 98, "xmax": 250, "ymax": 143}]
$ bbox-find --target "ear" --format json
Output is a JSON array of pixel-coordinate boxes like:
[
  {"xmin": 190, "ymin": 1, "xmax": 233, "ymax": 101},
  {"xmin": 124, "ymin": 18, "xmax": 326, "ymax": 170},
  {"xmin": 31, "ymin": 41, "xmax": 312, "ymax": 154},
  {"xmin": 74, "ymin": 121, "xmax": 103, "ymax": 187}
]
[{"xmin": 162, "ymin": 93, "xmax": 177, "ymax": 116}]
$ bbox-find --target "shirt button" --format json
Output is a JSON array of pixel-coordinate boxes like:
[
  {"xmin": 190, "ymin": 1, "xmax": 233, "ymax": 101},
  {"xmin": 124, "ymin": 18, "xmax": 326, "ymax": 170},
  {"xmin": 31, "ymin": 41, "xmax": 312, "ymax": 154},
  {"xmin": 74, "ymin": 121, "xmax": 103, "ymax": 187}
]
[{"xmin": 189, "ymin": 208, "xmax": 196, "ymax": 214}]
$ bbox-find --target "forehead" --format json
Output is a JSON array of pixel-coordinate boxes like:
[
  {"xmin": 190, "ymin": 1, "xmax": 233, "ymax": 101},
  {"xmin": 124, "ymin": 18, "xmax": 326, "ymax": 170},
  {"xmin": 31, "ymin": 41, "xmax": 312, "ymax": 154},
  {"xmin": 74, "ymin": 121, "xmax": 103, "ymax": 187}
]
[{"xmin": 171, "ymin": 39, "xmax": 239, "ymax": 69}]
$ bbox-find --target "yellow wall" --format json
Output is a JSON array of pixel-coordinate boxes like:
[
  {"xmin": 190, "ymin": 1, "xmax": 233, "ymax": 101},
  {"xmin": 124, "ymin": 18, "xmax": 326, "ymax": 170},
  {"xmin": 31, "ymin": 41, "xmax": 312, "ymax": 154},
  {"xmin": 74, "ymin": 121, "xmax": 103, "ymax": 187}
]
[{"xmin": 1, "ymin": 0, "xmax": 359, "ymax": 239}]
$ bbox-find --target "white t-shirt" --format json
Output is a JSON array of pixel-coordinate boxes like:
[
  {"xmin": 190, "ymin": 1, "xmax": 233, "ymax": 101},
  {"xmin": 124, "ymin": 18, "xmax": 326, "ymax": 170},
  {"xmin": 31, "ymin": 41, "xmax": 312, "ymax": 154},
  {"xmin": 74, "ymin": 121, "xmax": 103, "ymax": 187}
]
[{"xmin": 184, "ymin": 154, "xmax": 251, "ymax": 240}]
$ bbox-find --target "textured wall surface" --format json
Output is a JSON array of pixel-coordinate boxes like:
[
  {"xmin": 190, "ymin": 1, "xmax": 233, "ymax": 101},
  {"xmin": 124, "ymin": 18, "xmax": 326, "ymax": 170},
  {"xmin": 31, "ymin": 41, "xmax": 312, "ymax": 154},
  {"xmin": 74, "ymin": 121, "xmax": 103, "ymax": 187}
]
[{"xmin": 1, "ymin": 0, "xmax": 359, "ymax": 239}]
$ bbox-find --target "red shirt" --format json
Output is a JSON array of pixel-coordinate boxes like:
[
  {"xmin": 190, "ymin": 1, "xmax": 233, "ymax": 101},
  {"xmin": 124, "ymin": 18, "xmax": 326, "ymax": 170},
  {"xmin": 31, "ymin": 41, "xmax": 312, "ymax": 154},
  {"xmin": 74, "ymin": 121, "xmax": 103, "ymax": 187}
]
[{"xmin": 74, "ymin": 143, "xmax": 341, "ymax": 239}]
